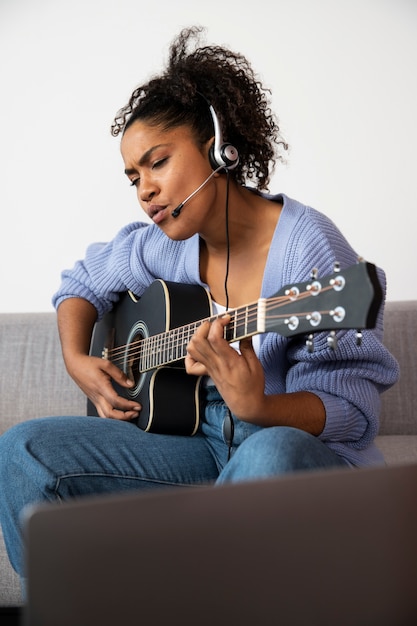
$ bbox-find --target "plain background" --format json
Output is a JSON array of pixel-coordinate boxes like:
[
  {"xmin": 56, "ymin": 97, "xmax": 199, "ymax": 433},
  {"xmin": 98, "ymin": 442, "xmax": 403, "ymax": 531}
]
[{"xmin": 1, "ymin": 0, "xmax": 416, "ymax": 312}]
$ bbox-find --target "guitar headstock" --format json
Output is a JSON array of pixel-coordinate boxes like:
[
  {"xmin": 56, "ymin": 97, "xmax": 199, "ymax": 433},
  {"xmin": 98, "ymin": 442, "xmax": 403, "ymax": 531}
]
[{"xmin": 264, "ymin": 260, "xmax": 383, "ymax": 340}]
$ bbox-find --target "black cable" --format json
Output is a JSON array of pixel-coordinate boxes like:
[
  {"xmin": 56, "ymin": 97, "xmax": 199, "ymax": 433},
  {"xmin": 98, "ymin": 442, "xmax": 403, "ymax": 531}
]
[
  {"xmin": 224, "ymin": 408, "xmax": 235, "ymax": 461},
  {"xmin": 224, "ymin": 170, "xmax": 231, "ymax": 311},
  {"xmin": 223, "ymin": 171, "xmax": 234, "ymax": 458}
]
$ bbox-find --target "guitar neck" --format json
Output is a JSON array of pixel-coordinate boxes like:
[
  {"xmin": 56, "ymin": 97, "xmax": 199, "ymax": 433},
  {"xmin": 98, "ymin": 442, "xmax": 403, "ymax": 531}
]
[
  {"xmin": 132, "ymin": 261, "xmax": 381, "ymax": 373},
  {"xmin": 140, "ymin": 300, "xmax": 264, "ymax": 371}
]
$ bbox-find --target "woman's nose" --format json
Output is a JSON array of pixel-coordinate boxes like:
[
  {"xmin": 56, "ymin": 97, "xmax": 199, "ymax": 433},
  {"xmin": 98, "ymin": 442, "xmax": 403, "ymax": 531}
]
[{"xmin": 138, "ymin": 170, "xmax": 159, "ymax": 202}]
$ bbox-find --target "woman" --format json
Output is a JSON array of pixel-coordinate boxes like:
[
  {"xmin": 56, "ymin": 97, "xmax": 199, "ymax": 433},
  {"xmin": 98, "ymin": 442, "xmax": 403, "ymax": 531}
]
[{"xmin": 0, "ymin": 26, "xmax": 399, "ymax": 579}]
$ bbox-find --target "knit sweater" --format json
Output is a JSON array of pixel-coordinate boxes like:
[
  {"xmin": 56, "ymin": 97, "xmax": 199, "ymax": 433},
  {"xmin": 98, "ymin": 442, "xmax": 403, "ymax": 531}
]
[{"xmin": 53, "ymin": 193, "xmax": 399, "ymax": 467}]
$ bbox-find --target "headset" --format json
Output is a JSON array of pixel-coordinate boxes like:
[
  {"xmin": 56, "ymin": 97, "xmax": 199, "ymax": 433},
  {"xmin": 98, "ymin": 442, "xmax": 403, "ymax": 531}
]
[
  {"xmin": 197, "ymin": 93, "xmax": 239, "ymax": 171},
  {"xmin": 171, "ymin": 95, "xmax": 240, "ymax": 218}
]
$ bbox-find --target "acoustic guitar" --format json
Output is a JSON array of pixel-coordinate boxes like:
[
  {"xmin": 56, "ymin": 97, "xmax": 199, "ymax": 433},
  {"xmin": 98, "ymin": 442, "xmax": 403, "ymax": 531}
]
[{"xmin": 88, "ymin": 260, "xmax": 382, "ymax": 435}]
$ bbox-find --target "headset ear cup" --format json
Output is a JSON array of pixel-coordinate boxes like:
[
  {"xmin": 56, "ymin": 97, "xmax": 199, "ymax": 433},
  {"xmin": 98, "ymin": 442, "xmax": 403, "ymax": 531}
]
[
  {"xmin": 203, "ymin": 100, "xmax": 239, "ymax": 171},
  {"xmin": 221, "ymin": 143, "xmax": 239, "ymax": 170},
  {"xmin": 209, "ymin": 142, "xmax": 239, "ymax": 171}
]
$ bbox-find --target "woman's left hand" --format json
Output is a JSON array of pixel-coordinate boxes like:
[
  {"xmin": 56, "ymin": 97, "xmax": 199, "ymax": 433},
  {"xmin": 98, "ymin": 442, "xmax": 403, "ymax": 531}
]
[{"xmin": 184, "ymin": 314, "xmax": 267, "ymax": 422}]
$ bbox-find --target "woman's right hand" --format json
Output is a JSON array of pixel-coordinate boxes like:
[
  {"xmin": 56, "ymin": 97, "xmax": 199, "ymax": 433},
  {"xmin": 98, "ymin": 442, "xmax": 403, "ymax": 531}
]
[
  {"xmin": 56, "ymin": 297, "xmax": 141, "ymax": 421},
  {"xmin": 66, "ymin": 353, "xmax": 141, "ymax": 421}
]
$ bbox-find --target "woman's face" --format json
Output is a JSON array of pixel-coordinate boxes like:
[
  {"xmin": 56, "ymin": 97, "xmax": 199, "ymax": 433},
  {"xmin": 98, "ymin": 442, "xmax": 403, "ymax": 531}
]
[{"xmin": 120, "ymin": 120, "xmax": 216, "ymax": 239}]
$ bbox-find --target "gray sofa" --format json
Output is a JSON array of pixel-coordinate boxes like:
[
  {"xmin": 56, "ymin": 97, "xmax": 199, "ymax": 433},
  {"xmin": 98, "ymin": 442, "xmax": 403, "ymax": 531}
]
[{"xmin": 1, "ymin": 300, "xmax": 416, "ymax": 606}]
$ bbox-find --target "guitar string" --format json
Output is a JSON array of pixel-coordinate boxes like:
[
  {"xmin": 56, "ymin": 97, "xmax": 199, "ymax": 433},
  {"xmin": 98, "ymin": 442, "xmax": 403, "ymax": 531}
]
[
  {"xmin": 103, "ymin": 284, "xmax": 337, "ymax": 368},
  {"xmin": 105, "ymin": 285, "xmax": 336, "ymax": 366},
  {"xmin": 105, "ymin": 293, "xmax": 292, "ymax": 363}
]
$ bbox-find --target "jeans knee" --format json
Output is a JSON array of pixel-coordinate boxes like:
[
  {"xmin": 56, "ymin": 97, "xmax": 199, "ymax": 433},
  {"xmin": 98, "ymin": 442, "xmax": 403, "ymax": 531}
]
[
  {"xmin": 268, "ymin": 427, "xmax": 319, "ymax": 469},
  {"xmin": 217, "ymin": 426, "xmax": 344, "ymax": 483},
  {"xmin": 0, "ymin": 422, "xmax": 28, "ymax": 470},
  {"xmin": 0, "ymin": 419, "xmax": 54, "ymax": 482},
  {"xmin": 242, "ymin": 426, "xmax": 315, "ymax": 471}
]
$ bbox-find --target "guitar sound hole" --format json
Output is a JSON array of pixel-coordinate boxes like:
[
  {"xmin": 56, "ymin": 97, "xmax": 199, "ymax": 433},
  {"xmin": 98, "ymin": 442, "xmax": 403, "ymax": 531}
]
[{"xmin": 124, "ymin": 319, "xmax": 149, "ymax": 398}]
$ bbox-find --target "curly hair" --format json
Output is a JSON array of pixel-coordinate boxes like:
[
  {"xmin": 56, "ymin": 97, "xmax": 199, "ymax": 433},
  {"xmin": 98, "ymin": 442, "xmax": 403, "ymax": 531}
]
[{"xmin": 111, "ymin": 26, "xmax": 288, "ymax": 190}]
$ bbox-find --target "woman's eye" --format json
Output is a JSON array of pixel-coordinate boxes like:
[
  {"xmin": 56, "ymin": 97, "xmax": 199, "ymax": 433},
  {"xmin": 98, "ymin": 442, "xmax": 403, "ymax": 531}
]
[
  {"xmin": 129, "ymin": 157, "xmax": 167, "ymax": 187},
  {"xmin": 152, "ymin": 157, "xmax": 167, "ymax": 169}
]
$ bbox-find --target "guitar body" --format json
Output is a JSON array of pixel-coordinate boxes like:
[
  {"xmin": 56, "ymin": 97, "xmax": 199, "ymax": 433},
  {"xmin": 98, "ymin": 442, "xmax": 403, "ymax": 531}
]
[{"xmin": 88, "ymin": 280, "xmax": 212, "ymax": 435}]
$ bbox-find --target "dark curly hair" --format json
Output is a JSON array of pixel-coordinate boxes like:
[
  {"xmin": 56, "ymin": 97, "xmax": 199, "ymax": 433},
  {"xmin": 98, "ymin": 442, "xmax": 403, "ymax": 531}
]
[{"xmin": 111, "ymin": 26, "xmax": 288, "ymax": 190}]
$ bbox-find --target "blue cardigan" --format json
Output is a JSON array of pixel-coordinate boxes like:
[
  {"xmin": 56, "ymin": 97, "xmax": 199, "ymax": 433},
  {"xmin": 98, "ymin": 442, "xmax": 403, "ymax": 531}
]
[{"xmin": 53, "ymin": 193, "xmax": 399, "ymax": 467}]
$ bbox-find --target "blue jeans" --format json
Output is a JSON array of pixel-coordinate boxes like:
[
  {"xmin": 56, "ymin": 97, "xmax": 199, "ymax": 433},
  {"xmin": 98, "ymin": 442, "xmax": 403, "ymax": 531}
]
[{"xmin": 0, "ymin": 387, "xmax": 348, "ymax": 577}]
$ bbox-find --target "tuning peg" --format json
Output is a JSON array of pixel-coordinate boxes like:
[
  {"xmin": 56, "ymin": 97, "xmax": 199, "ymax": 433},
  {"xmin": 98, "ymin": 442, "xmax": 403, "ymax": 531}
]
[
  {"xmin": 327, "ymin": 331, "xmax": 338, "ymax": 350},
  {"xmin": 310, "ymin": 267, "xmax": 319, "ymax": 280},
  {"xmin": 333, "ymin": 261, "xmax": 340, "ymax": 273},
  {"xmin": 306, "ymin": 334, "xmax": 314, "ymax": 353},
  {"xmin": 356, "ymin": 330, "xmax": 363, "ymax": 346}
]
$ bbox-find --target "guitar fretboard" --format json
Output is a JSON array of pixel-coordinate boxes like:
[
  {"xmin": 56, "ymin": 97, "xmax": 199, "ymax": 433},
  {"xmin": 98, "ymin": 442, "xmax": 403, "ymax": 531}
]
[
  {"xmin": 101, "ymin": 261, "xmax": 380, "ymax": 377},
  {"xmin": 138, "ymin": 299, "xmax": 266, "ymax": 371}
]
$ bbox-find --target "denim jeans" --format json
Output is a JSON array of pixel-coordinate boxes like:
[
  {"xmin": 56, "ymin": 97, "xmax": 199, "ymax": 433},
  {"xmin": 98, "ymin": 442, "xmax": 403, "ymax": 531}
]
[{"xmin": 0, "ymin": 387, "xmax": 348, "ymax": 577}]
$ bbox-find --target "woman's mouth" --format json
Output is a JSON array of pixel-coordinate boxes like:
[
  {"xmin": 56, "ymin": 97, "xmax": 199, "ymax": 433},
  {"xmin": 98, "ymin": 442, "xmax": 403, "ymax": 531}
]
[{"xmin": 149, "ymin": 205, "xmax": 167, "ymax": 224}]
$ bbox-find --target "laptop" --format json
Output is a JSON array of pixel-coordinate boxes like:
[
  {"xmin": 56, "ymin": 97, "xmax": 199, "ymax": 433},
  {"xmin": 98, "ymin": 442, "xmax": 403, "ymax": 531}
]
[{"xmin": 23, "ymin": 463, "xmax": 417, "ymax": 626}]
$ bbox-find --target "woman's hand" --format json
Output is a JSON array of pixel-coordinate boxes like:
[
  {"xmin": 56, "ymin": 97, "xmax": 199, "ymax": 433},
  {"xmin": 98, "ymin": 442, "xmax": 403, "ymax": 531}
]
[
  {"xmin": 57, "ymin": 297, "xmax": 140, "ymax": 421},
  {"xmin": 67, "ymin": 353, "xmax": 141, "ymax": 421},
  {"xmin": 185, "ymin": 314, "xmax": 267, "ymax": 422},
  {"xmin": 185, "ymin": 314, "xmax": 325, "ymax": 434}
]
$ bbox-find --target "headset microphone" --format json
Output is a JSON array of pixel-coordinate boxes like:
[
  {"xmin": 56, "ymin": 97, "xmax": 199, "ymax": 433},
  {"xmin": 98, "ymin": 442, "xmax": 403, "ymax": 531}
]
[{"xmin": 171, "ymin": 167, "xmax": 222, "ymax": 218}]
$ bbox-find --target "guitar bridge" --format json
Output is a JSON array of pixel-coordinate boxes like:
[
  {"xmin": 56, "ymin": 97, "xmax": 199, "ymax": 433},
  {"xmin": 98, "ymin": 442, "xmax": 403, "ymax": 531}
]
[{"xmin": 101, "ymin": 328, "xmax": 115, "ymax": 361}]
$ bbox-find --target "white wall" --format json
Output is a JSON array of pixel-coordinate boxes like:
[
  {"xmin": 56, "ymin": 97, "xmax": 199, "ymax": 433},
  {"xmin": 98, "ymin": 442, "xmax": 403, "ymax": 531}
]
[{"xmin": 1, "ymin": 0, "xmax": 416, "ymax": 312}]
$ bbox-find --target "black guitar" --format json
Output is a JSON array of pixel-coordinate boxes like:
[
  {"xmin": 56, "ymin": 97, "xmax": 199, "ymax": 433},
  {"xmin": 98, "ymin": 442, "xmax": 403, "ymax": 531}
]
[{"xmin": 88, "ymin": 260, "xmax": 382, "ymax": 435}]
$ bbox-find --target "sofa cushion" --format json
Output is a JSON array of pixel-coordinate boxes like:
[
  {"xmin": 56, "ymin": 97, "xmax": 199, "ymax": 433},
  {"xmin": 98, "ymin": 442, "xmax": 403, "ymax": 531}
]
[
  {"xmin": 376, "ymin": 435, "xmax": 417, "ymax": 465},
  {"xmin": 0, "ymin": 547, "xmax": 21, "ymax": 606},
  {"xmin": 379, "ymin": 301, "xmax": 417, "ymax": 436},
  {"xmin": 0, "ymin": 313, "xmax": 86, "ymax": 436}
]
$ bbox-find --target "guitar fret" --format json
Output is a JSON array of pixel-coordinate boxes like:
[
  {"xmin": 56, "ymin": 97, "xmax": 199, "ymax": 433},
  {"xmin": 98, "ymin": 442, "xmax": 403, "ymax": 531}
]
[
  {"xmin": 147, "ymin": 336, "xmax": 152, "ymax": 369},
  {"xmin": 160, "ymin": 335, "xmax": 165, "ymax": 365},
  {"xmin": 144, "ymin": 338, "xmax": 149, "ymax": 370},
  {"xmin": 182, "ymin": 325, "xmax": 189, "ymax": 358},
  {"xmin": 142, "ymin": 339, "xmax": 147, "ymax": 371},
  {"xmin": 152, "ymin": 335, "xmax": 158, "ymax": 368},
  {"xmin": 176, "ymin": 326, "xmax": 182, "ymax": 361},
  {"xmin": 141, "ymin": 340, "xmax": 146, "ymax": 371},
  {"xmin": 147, "ymin": 336, "xmax": 153, "ymax": 370},
  {"xmin": 235, "ymin": 306, "xmax": 249, "ymax": 339},
  {"xmin": 152, "ymin": 335, "xmax": 157, "ymax": 369},
  {"xmin": 224, "ymin": 311, "xmax": 235, "ymax": 342},
  {"xmin": 175, "ymin": 327, "xmax": 182, "ymax": 361},
  {"xmin": 166, "ymin": 331, "xmax": 171, "ymax": 363},
  {"xmin": 139, "ymin": 343, "xmax": 144, "ymax": 372},
  {"xmin": 183, "ymin": 324, "xmax": 193, "ymax": 358},
  {"xmin": 239, "ymin": 305, "xmax": 254, "ymax": 339},
  {"xmin": 156, "ymin": 333, "xmax": 162, "ymax": 368},
  {"xmin": 170, "ymin": 330, "xmax": 175, "ymax": 361}
]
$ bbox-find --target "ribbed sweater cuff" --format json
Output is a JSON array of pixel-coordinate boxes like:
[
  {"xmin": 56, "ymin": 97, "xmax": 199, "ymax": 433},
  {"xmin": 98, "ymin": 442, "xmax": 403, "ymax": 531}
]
[{"xmin": 315, "ymin": 391, "xmax": 366, "ymax": 442}]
